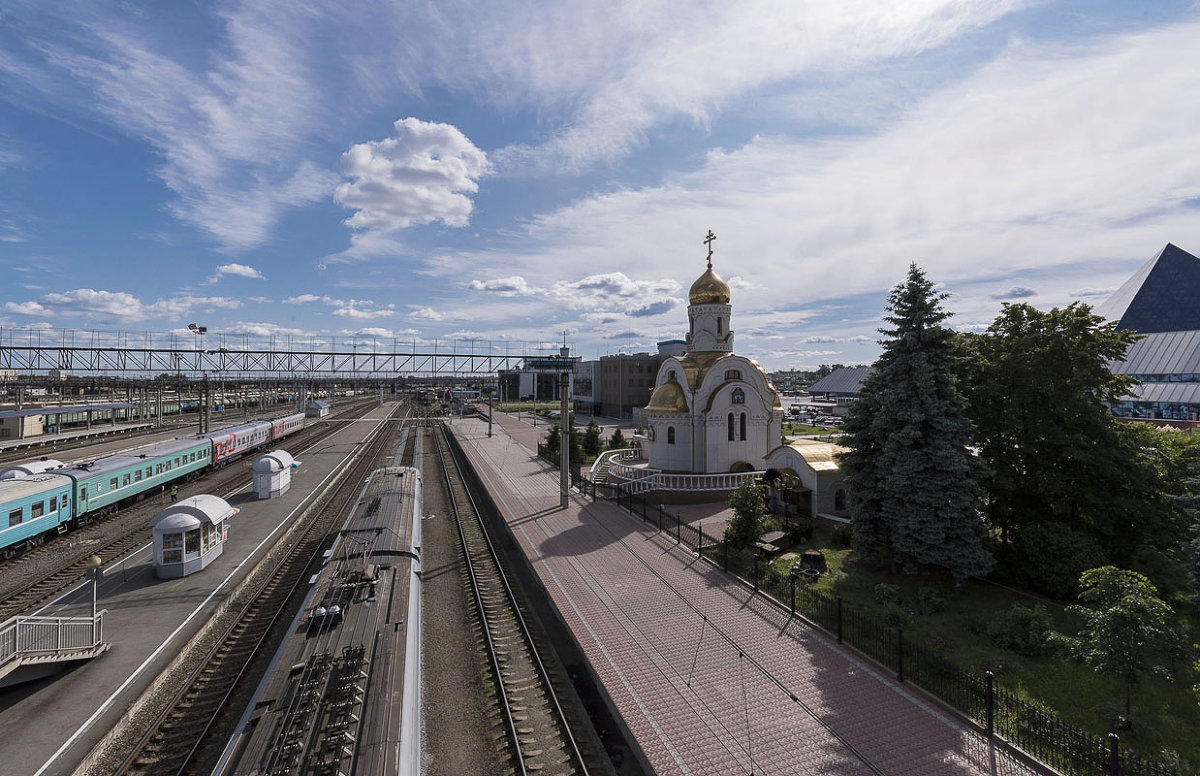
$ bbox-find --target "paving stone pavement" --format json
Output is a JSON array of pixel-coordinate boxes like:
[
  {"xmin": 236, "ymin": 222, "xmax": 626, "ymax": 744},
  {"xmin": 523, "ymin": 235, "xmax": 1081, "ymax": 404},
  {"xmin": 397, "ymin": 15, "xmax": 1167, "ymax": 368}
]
[{"xmin": 449, "ymin": 413, "xmax": 1046, "ymax": 776}]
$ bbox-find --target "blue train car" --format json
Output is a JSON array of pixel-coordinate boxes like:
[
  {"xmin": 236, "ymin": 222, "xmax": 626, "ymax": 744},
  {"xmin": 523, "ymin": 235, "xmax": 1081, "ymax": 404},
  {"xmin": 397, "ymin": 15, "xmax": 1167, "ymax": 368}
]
[
  {"xmin": 61, "ymin": 437, "xmax": 213, "ymax": 518},
  {"xmin": 0, "ymin": 473, "xmax": 74, "ymax": 558}
]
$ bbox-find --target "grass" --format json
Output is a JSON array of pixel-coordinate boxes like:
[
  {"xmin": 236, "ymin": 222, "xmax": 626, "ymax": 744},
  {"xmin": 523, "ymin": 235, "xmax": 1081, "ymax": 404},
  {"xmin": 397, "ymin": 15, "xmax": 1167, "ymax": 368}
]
[
  {"xmin": 782, "ymin": 422, "xmax": 837, "ymax": 436},
  {"xmin": 764, "ymin": 526, "xmax": 1200, "ymax": 771}
]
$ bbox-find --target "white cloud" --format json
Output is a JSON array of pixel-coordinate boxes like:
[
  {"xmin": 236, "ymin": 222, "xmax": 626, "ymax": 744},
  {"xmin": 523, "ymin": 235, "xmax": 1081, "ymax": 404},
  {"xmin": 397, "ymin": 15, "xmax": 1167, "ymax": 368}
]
[
  {"xmin": 206, "ymin": 263, "xmax": 266, "ymax": 283},
  {"xmin": 2, "ymin": 289, "xmax": 242, "ymax": 321},
  {"xmin": 335, "ymin": 118, "xmax": 490, "ymax": 233},
  {"xmin": 331, "ymin": 299, "xmax": 396, "ymax": 319},
  {"xmin": 469, "ymin": 276, "xmax": 536, "ymax": 296},
  {"xmin": 284, "ymin": 294, "xmax": 326, "ymax": 304},
  {"xmin": 410, "ymin": 307, "xmax": 445, "ymax": 321},
  {"xmin": 226, "ymin": 321, "xmax": 311, "ymax": 338}
]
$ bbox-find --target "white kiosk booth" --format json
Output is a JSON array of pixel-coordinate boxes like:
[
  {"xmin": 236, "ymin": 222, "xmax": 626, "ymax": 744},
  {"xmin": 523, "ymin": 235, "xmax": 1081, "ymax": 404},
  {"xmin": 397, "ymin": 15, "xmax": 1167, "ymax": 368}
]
[
  {"xmin": 252, "ymin": 450, "xmax": 299, "ymax": 499},
  {"xmin": 149, "ymin": 495, "xmax": 238, "ymax": 579}
]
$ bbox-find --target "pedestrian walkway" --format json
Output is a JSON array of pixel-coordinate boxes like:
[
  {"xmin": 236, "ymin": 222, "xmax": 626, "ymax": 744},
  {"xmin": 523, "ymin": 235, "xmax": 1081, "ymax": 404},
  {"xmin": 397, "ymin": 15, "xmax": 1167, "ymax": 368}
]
[{"xmin": 451, "ymin": 412, "xmax": 1043, "ymax": 776}]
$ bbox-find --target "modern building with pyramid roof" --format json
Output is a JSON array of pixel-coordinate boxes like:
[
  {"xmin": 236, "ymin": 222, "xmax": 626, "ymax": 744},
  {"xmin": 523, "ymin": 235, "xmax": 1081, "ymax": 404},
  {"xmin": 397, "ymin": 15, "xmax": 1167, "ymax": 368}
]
[{"xmin": 1101, "ymin": 243, "xmax": 1200, "ymax": 424}]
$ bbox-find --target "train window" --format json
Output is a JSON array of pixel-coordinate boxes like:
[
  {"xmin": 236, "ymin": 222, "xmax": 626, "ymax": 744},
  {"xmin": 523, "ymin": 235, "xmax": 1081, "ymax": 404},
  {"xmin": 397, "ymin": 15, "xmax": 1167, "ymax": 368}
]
[
  {"xmin": 122, "ymin": 474, "xmax": 131, "ymax": 487},
  {"xmin": 146, "ymin": 467, "xmax": 152, "ymax": 478},
  {"xmin": 110, "ymin": 477, "xmax": 118, "ymax": 491},
  {"xmin": 190, "ymin": 453, "xmax": 196, "ymax": 462},
  {"xmin": 31, "ymin": 501, "xmax": 43, "ymax": 519},
  {"xmin": 81, "ymin": 486, "xmax": 88, "ymax": 499},
  {"xmin": 175, "ymin": 458, "xmax": 181, "ymax": 467},
  {"xmin": 8, "ymin": 509, "xmax": 20, "ymax": 527},
  {"xmin": 156, "ymin": 465, "xmax": 163, "ymax": 474},
  {"xmin": 134, "ymin": 470, "xmax": 142, "ymax": 482},
  {"xmin": 167, "ymin": 461, "xmax": 172, "ymax": 470},
  {"xmin": 50, "ymin": 496, "xmax": 57, "ymax": 511}
]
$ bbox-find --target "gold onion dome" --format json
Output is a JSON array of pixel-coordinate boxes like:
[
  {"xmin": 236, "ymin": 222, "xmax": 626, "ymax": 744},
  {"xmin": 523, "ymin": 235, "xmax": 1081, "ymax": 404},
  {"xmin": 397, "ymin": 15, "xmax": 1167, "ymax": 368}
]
[
  {"xmin": 689, "ymin": 266, "xmax": 730, "ymax": 305},
  {"xmin": 646, "ymin": 379, "xmax": 689, "ymax": 413}
]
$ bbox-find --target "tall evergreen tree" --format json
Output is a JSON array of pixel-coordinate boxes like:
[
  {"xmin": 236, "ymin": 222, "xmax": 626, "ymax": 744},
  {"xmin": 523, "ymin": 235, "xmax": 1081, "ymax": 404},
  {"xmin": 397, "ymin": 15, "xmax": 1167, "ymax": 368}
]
[{"xmin": 839, "ymin": 264, "xmax": 992, "ymax": 584}]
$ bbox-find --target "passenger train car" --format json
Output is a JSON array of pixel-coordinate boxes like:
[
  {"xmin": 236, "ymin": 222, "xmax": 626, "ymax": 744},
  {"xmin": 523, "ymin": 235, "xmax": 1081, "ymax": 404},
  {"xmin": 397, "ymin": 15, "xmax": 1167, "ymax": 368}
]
[{"xmin": 0, "ymin": 412, "xmax": 306, "ymax": 558}]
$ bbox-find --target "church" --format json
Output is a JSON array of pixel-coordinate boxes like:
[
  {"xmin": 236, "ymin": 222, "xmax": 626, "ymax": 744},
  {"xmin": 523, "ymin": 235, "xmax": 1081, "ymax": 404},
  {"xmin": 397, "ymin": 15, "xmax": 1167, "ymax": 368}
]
[{"xmin": 636, "ymin": 234, "xmax": 850, "ymax": 521}]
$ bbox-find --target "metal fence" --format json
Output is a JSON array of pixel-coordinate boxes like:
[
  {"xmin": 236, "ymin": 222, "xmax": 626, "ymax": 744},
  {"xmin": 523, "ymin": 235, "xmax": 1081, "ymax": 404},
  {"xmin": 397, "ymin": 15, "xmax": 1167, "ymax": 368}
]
[
  {"xmin": 574, "ymin": 476, "xmax": 1179, "ymax": 776},
  {"xmin": 0, "ymin": 613, "xmax": 105, "ymax": 665}
]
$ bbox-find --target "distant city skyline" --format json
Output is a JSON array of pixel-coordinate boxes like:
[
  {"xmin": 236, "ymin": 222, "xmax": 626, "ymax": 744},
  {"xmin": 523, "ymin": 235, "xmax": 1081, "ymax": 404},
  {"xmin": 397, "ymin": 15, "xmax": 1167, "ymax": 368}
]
[{"xmin": 2, "ymin": 1, "xmax": 1199, "ymax": 370}]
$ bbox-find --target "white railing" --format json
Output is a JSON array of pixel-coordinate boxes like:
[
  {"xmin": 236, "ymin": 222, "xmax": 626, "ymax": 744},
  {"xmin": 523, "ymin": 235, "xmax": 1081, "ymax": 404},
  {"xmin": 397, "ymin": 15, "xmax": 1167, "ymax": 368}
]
[
  {"xmin": 0, "ymin": 613, "xmax": 105, "ymax": 666},
  {"xmin": 587, "ymin": 448, "xmax": 644, "ymax": 481},
  {"xmin": 604, "ymin": 463, "xmax": 763, "ymax": 495}
]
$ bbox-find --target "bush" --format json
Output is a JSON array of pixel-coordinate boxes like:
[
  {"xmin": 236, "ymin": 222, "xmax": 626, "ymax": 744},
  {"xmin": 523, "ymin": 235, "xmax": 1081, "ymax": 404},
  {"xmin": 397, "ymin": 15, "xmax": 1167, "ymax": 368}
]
[
  {"xmin": 914, "ymin": 586, "xmax": 945, "ymax": 616},
  {"xmin": 987, "ymin": 603, "xmax": 1054, "ymax": 656},
  {"xmin": 787, "ymin": 521, "xmax": 813, "ymax": 545},
  {"xmin": 881, "ymin": 603, "xmax": 911, "ymax": 628},
  {"xmin": 874, "ymin": 582, "xmax": 901, "ymax": 606},
  {"xmin": 830, "ymin": 524, "xmax": 852, "ymax": 548}
]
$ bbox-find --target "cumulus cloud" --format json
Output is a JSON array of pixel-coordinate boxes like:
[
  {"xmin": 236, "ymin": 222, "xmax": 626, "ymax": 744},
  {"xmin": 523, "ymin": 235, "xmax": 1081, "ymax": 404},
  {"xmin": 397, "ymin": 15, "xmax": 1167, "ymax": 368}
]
[
  {"xmin": 284, "ymin": 294, "xmax": 326, "ymax": 304},
  {"xmin": 330, "ymin": 300, "xmax": 396, "ymax": 319},
  {"xmin": 335, "ymin": 118, "xmax": 490, "ymax": 233},
  {"xmin": 410, "ymin": 307, "xmax": 445, "ymax": 321},
  {"xmin": 225, "ymin": 321, "xmax": 311, "ymax": 338},
  {"xmin": 469, "ymin": 276, "xmax": 536, "ymax": 296},
  {"xmin": 990, "ymin": 286, "xmax": 1037, "ymax": 300},
  {"xmin": 206, "ymin": 263, "xmax": 266, "ymax": 283},
  {"xmin": 2, "ymin": 289, "xmax": 241, "ymax": 321}
]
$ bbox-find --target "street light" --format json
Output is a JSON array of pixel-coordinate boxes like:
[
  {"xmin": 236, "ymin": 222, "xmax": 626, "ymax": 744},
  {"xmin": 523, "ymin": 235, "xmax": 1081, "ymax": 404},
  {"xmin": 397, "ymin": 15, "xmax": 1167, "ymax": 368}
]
[{"xmin": 87, "ymin": 554, "xmax": 102, "ymax": 646}]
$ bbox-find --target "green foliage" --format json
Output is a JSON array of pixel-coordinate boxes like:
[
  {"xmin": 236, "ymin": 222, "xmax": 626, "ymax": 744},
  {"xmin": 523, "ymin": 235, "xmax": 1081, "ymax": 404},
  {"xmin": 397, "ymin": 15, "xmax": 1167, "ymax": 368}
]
[
  {"xmin": 955, "ymin": 304, "xmax": 1179, "ymax": 595},
  {"xmin": 608, "ymin": 427, "xmax": 627, "ymax": 450},
  {"xmin": 1061, "ymin": 566, "xmax": 1181, "ymax": 715},
  {"xmin": 873, "ymin": 582, "xmax": 901, "ymax": 606},
  {"xmin": 544, "ymin": 423, "xmax": 560, "ymax": 457},
  {"xmin": 838, "ymin": 264, "xmax": 992, "ymax": 584},
  {"xmin": 1173, "ymin": 463, "xmax": 1200, "ymax": 600},
  {"xmin": 725, "ymin": 479, "xmax": 767, "ymax": 549},
  {"xmin": 988, "ymin": 603, "xmax": 1054, "ymax": 656},
  {"xmin": 581, "ymin": 419, "xmax": 603, "ymax": 458},
  {"xmin": 830, "ymin": 524, "xmax": 851, "ymax": 548},
  {"xmin": 914, "ymin": 586, "xmax": 945, "ymax": 616}
]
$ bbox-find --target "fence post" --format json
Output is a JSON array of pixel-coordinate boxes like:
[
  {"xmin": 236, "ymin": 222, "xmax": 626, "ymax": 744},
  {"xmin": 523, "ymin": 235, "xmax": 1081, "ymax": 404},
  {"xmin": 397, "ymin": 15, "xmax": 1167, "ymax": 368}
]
[
  {"xmin": 676, "ymin": 512, "xmax": 681, "ymax": 544},
  {"xmin": 657, "ymin": 504, "xmax": 663, "ymax": 532},
  {"xmin": 723, "ymin": 541, "xmax": 728, "ymax": 572},
  {"xmin": 790, "ymin": 574, "xmax": 796, "ymax": 613},
  {"xmin": 698, "ymin": 528, "xmax": 703, "ymax": 554},
  {"xmin": 897, "ymin": 628, "xmax": 904, "ymax": 683},
  {"xmin": 985, "ymin": 670, "xmax": 994, "ymax": 740},
  {"xmin": 753, "ymin": 553, "xmax": 759, "ymax": 592},
  {"xmin": 1109, "ymin": 733, "xmax": 1120, "ymax": 776},
  {"xmin": 836, "ymin": 597, "xmax": 843, "ymax": 644}
]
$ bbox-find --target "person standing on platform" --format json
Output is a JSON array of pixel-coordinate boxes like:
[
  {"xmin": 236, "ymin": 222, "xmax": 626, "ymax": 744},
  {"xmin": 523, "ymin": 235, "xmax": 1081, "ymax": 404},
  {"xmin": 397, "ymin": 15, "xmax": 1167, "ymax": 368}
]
[{"xmin": 170, "ymin": 485, "xmax": 178, "ymax": 502}]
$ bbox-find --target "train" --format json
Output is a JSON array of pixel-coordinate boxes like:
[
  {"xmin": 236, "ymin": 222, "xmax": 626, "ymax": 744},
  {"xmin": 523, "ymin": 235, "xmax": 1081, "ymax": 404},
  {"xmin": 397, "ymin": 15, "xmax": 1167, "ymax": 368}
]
[{"xmin": 0, "ymin": 412, "xmax": 306, "ymax": 559}]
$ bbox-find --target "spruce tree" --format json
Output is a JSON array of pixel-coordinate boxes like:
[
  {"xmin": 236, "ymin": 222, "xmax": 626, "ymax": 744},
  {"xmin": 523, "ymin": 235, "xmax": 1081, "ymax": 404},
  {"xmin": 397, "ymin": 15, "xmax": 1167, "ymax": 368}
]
[{"xmin": 839, "ymin": 264, "xmax": 992, "ymax": 584}]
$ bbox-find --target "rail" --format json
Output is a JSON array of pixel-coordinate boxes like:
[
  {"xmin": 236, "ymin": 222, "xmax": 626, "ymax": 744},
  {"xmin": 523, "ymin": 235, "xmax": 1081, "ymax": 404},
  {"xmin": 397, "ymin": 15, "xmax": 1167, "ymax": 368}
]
[
  {"xmin": 603, "ymin": 461, "xmax": 762, "ymax": 494},
  {"xmin": 0, "ymin": 612, "xmax": 105, "ymax": 665}
]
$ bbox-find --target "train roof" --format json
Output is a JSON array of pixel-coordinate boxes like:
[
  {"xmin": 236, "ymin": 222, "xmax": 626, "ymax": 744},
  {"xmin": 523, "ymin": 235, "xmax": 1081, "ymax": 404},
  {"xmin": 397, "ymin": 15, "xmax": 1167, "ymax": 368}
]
[
  {"xmin": 0, "ymin": 472, "xmax": 73, "ymax": 500},
  {"xmin": 223, "ymin": 466, "xmax": 421, "ymax": 776},
  {"xmin": 199, "ymin": 419, "xmax": 272, "ymax": 439},
  {"xmin": 62, "ymin": 437, "xmax": 209, "ymax": 477}
]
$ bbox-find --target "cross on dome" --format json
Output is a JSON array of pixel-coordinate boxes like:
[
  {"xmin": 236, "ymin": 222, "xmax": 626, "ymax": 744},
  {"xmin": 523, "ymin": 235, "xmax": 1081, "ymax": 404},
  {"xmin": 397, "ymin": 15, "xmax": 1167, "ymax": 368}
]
[{"xmin": 703, "ymin": 229, "xmax": 716, "ymax": 270}]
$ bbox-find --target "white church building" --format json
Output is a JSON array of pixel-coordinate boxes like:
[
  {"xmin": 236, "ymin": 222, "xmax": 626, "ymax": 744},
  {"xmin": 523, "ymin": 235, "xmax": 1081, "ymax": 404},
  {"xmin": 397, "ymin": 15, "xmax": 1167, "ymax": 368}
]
[{"xmin": 612, "ymin": 237, "xmax": 849, "ymax": 522}]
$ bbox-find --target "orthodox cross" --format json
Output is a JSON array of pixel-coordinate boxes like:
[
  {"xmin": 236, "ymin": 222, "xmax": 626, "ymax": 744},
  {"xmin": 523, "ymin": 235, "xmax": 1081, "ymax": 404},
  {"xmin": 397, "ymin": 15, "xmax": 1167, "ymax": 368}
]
[{"xmin": 703, "ymin": 230, "xmax": 716, "ymax": 269}]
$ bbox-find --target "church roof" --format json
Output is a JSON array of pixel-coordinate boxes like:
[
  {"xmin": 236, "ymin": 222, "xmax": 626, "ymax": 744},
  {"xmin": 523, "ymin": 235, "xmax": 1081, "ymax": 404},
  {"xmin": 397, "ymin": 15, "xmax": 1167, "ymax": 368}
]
[
  {"xmin": 689, "ymin": 266, "xmax": 731, "ymax": 305},
  {"xmin": 646, "ymin": 379, "xmax": 690, "ymax": 413},
  {"xmin": 1095, "ymin": 243, "xmax": 1200, "ymax": 333}
]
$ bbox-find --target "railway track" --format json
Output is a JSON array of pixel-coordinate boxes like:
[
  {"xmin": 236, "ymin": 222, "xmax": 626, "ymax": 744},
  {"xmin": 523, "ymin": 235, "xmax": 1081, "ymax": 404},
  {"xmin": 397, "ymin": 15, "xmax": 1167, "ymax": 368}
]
[
  {"xmin": 433, "ymin": 422, "xmax": 598, "ymax": 776},
  {"xmin": 0, "ymin": 399, "xmax": 381, "ymax": 622},
  {"xmin": 109, "ymin": 403, "xmax": 411, "ymax": 776}
]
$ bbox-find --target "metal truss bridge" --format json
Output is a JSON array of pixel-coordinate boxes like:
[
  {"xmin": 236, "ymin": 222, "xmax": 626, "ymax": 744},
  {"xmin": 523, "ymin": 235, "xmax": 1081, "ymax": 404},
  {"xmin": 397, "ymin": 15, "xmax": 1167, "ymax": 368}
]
[{"xmin": 0, "ymin": 328, "xmax": 565, "ymax": 380}]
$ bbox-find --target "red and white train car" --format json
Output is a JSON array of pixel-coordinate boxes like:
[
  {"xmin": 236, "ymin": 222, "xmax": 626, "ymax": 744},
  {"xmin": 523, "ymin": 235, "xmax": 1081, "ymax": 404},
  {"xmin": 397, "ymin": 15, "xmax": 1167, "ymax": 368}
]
[
  {"xmin": 270, "ymin": 412, "xmax": 306, "ymax": 441},
  {"xmin": 203, "ymin": 420, "xmax": 273, "ymax": 465}
]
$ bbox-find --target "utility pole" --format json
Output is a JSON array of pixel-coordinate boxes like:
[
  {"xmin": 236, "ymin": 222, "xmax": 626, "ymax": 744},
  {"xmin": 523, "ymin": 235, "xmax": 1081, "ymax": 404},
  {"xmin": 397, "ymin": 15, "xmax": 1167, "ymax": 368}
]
[{"xmin": 559, "ymin": 345, "xmax": 571, "ymax": 509}]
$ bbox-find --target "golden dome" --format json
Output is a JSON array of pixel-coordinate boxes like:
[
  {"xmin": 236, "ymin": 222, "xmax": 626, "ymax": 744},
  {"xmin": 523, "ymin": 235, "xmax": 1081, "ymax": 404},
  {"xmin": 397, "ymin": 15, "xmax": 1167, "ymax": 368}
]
[
  {"xmin": 689, "ymin": 266, "xmax": 730, "ymax": 305},
  {"xmin": 646, "ymin": 379, "xmax": 690, "ymax": 413}
]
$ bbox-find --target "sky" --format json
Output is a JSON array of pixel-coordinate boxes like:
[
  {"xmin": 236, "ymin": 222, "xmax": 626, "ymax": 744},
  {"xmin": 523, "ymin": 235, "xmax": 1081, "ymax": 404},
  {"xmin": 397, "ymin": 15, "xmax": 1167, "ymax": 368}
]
[{"xmin": 2, "ymin": 0, "xmax": 1200, "ymax": 371}]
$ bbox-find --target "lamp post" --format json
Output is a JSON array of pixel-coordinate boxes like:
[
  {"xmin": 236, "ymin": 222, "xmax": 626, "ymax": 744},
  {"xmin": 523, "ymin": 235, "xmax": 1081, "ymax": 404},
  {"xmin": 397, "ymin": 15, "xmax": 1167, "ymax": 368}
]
[{"xmin": 87, "ymin": 554, "xmax": 102, "ymax": 646}]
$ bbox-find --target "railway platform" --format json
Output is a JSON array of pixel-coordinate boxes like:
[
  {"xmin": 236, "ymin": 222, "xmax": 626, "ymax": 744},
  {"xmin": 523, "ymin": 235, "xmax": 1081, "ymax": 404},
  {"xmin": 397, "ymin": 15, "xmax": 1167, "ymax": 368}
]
[
  {"xmin": 449, "ymin": 411, "xmax": 1046, "ymax": 776},
  {"xmin": 0, "ymin": 402, "xmax": 397, "ymax": 776}
]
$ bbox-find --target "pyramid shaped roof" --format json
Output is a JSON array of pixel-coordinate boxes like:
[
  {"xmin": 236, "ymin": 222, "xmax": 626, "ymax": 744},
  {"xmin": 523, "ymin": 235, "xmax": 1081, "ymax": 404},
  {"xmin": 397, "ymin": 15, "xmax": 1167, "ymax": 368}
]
[{"xmin": 1096, "ymin": 243, "xmax": 1200, "ymax": 333}]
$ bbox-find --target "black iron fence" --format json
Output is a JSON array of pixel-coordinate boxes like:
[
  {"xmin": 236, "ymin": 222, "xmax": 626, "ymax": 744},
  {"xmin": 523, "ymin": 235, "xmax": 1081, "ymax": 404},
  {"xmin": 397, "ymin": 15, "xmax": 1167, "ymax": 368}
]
[{"xmin": 572, "ymin": 475, "xmax": 1179, "ymax": 776}]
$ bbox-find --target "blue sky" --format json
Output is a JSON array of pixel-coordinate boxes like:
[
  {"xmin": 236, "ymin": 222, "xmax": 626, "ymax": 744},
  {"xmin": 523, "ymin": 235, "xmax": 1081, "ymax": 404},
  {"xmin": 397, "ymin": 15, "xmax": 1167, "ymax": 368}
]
[{"xmin": 2, "ymin": 0, "xmax": 1199, "ymax": 370}]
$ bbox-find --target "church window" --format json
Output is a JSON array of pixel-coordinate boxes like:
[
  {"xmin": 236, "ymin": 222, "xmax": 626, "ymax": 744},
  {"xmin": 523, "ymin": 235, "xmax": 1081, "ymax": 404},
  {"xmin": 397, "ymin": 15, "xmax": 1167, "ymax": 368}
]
[
  {"xmin": 835, "ymin": 489, "xmax": 847, "ymax": 511},
  {"xmin": 717, "ymin": 317, "xmax": 723, "ymax": 334},
  {"xmin": 731, "ymin": 387, "xmax": 745, "ymax": 404},
  {"xmin": 667, "ymin": 426, "xmax": 676, "ymax": 445},
  {"xmin": 739, "ymin": 413, "xmax": 747, "ymax": 441},
  {"xmin": 727, "ymin": 413, "xmax": 735, "ymax": 441},
  {"xmin": 725, "ymin": 369, "xmax": 741, "ymax": 381},
  {"xmin": 668, "ymin": 369, "xmax": 677, "ymax": 382}
]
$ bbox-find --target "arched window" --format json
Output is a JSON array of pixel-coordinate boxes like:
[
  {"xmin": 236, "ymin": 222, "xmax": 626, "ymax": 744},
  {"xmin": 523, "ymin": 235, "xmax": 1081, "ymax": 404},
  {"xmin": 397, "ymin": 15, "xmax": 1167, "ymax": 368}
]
[
  {"xmin": 668, "ymin": 369, "xmax": 677, "ymax": 382},
  {"xmin": 725, "ymin": 369, "xmax": 742, "ymax": 381},
  {"xmin": 739, "ymin": 412, "xmax": 747, "ymax": 441},
  {"xmin": 717, "ymin": 317, "xmax": 723, "ymax": 334},
  {"xmin": 727, "ymin": 412, "xmax": 735, "ymax": 441},
  {"xmin": 835, "ymin": 489, "xmax": 847, "ymax": 511},
  {"xmin": 667, "ymin": 426, "xmax": 676, "ymax": 444},
  {"xmin": 731, "ymin": 387, "xmax": 745, "ymax": 404}
]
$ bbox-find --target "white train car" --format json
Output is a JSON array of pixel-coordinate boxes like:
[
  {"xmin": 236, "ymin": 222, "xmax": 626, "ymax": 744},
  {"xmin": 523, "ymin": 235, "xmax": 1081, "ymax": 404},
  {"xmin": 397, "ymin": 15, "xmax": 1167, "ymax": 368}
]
[
  {"xmin": 202, "ymin": 420, "xmax": 274, "ymax": 465},
  {"xmin": 269, "ymin": 412, "xmax": 305, "ymax": 441}
]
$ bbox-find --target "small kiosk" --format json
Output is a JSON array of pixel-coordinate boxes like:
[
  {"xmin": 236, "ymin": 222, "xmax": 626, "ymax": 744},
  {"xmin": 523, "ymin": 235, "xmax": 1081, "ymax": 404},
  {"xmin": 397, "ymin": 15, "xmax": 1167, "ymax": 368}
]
[
  {"xmin": 252, "ymin": 450, "xmax": 299, "ymax": 499},
  {"xmin": 149, "ymin": 495, "xmax": 237, "ymax": 579}
]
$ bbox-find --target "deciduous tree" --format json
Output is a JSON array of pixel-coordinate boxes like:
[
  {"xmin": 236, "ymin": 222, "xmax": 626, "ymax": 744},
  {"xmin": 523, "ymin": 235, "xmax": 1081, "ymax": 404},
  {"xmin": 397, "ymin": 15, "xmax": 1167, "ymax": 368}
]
[{"xmin": 725, "ymin": 479, "xmax": 767, "ymax": 549}]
